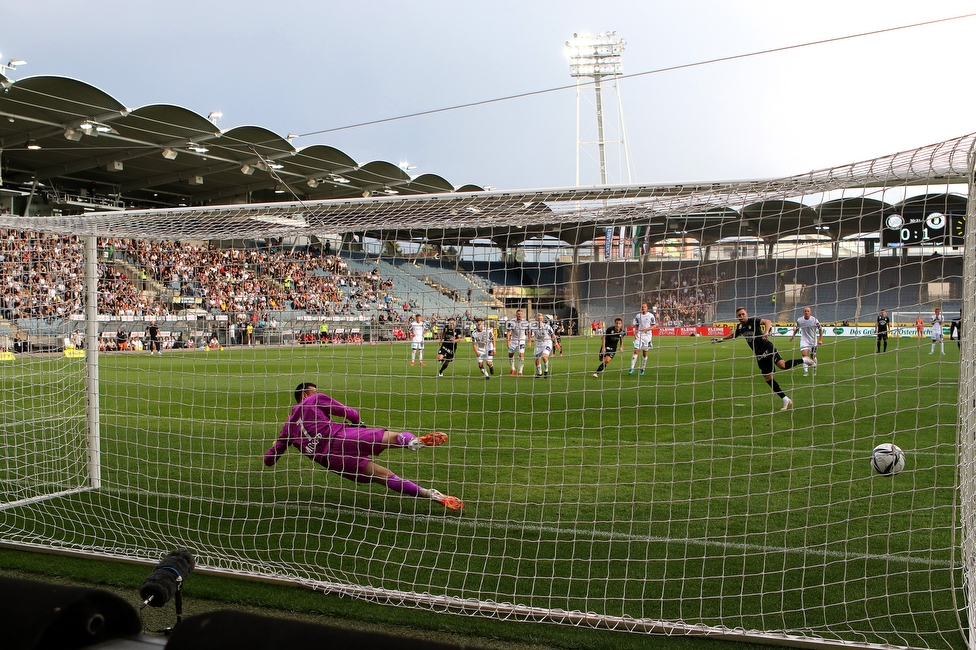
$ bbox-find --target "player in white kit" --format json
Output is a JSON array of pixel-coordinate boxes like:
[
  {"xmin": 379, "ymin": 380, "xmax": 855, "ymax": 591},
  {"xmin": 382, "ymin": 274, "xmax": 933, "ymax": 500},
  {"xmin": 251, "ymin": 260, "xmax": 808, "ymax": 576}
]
[
  {"xmin": 930, "ymin": 307, "xmax": 945, "ymax": 355},
  {"xmin": 408, "ymin": 314, "xmax": 428, "ymax": 367},
  {"xmin": 530, "ymin": 313, "xmax": 556, "ymax": 378},
  {"xmin": 506, "ymin": 309, "xmax": 530, "ymax": 376},
  {"xmin": 629, "ymin": 303, "xmax": 656, "ymax": 376},
  {"xmin": 789, "ymin": 306, "xmax": 822, "ymax": 376},
  {"xmin": 471, "ymin": 317, "xmax": 495, "ymax": 379}
]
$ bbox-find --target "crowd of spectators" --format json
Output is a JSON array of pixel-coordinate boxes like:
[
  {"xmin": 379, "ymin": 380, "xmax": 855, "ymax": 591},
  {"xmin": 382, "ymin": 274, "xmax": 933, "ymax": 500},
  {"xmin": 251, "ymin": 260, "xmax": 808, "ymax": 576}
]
[
  {"xmin": 647, "ymin": 271, "xmax": 716, "ymax": 326},
  {"xmin": 1, "ymin": 232, "xmax": 409, "ymax": 323}
]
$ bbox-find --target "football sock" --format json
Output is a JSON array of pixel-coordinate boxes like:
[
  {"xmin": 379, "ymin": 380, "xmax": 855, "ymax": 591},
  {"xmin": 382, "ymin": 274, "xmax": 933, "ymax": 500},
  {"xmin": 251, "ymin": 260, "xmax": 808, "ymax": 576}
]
[
  {"xmin": 440, "ymin": 362, "xmax": 449, "ymax": 374},
  {"xmin": 385, "ymin": 474, "xmax": 422, "ymax": 497},
  {"xmin": 783, "ymin": 359, "xmax": 801, "ymax": 370},
  {"xmin": 543, "ymin": 360, "xmax": 549, "ymax": 373},
  {"xmin": 518, "ymin": 361, "xmax": 524, "ymax": 374},
  {"xmin": 595, "ymin": 363, "xmax": 605, "ymax": 373},
  {"xmin": 766, "ymin": 378, "xmax": 787, "ymax": 399},
  {"xmin": 396, "ymin": 432, "xmax": 419, "ymax": 448}
]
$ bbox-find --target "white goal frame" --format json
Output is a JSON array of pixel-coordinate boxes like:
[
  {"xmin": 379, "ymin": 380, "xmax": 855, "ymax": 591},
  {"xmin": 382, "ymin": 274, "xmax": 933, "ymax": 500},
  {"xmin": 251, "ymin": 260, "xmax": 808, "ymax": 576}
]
[{"xmin": 0, "ymin": 132, "xmax": 974, "ymax": 650}]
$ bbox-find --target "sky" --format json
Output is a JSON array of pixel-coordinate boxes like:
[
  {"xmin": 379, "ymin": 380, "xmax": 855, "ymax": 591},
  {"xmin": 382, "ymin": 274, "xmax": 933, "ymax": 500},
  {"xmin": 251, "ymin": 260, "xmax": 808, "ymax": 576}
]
[{"xmin": 3, "ymin": 1, "xmax": 976, "ymax": 192}]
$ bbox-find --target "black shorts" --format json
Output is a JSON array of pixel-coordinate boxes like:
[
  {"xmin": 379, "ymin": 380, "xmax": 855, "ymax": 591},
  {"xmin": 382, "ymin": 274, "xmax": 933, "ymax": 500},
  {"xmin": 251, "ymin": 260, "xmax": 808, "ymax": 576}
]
[
  {"xmin": 877, "ymin": 332, "xmax": 888, "ymax": 340},
  {"xmin": 755, "ymin": 350, "xmax": 783, "ymax": 375},
  {"xmin": 438, "ymin": 345, "xmax": 456, "ymax": 360},
  {"xmin": 599, "ymin": 349, "xmax": 617, "ymax": 361}
]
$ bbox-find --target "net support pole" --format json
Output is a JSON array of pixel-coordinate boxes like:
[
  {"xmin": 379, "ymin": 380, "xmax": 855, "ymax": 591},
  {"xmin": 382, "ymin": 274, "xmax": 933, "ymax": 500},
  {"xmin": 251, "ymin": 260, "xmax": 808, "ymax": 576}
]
[
  {"xmin": 959, "ymin": 145, "xmax": 976, "ymax": 650},
  {"xmin": 84, "ymin": 233, "xmax": 101, "ymax": 490}
]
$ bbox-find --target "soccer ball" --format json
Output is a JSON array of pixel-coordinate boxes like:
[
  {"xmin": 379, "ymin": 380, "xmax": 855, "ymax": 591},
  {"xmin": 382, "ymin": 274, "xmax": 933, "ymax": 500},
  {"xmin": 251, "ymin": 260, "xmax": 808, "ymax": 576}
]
[{"xmin": 871, "ymin": 443, "xmax": 906, "ymax": 476}]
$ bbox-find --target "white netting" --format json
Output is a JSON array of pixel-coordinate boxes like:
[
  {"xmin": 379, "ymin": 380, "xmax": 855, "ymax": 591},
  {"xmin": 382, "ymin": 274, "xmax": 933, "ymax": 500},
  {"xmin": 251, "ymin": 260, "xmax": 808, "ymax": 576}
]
[{"xmin": 0, "ymin": 133, "xmax": 974, "ymax": 650}]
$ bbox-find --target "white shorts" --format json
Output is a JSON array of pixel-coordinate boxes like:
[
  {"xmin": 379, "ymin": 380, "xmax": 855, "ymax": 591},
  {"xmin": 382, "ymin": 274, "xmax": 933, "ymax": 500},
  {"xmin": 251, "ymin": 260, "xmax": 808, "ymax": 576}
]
[
  {"xmin": 801, "ymin": 344, "xmax": 818, "ymax": 355},
  {"xmin": 411, "ymin": 341, "xmax": 424, "ymax": 350},
  {"xmin": 476, "ymin": 347, "xmax": 494, "ymax": 362},
  {"xmin": 508, "ymin": 341, "xmax": 526, "ymax": 354},
  {"xmin": 633, "ymin": 334, "xmax": 653, "ymax": 351},
  {"xmin": 932, "ymin": 329, "xmax": 944, "ymax": 341},
  {"xmin": 534, "ymin": 343, "xmax": 553, "ymax": 359}
]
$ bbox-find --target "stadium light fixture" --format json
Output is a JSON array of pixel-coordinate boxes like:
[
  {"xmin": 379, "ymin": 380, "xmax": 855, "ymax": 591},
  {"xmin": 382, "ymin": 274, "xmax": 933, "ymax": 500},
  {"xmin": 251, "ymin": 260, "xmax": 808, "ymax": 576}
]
[
  {"xmin": 63, "ymin": 128, "xmax": 83, "ymax": 142},
  {"xmin": 565, "ymin": 31, "xmax": 628, "ymax": 187},
  {"xmin": 240, "ymin": 164, "xmax": 254, "ymax": 175},
  {"xmin": 208, "ymin": 111, "xmax": 222, "ymax": 125},
  {"xmin": 161, "ymin": 148, "xmax": 178, "ymax": 160},
  {"xmin": 26, "ymin": 139, "xmax": 40, "ymax": 150},
  {"xmin": 306, "ymin": 179, "xmax": 319, "ymax": 188},
  {"xmin": 187, "ymin": 142, "xmax": 209, "ymax": 154},
  {"xmin": 0, "ymin": 56, "xmax": 26, "ymax": 76}
]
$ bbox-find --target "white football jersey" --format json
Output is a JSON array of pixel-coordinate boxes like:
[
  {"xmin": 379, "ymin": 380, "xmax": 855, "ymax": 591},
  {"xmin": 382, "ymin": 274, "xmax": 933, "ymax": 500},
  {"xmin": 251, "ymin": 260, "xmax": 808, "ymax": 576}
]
[
  {"xmin": 634, "ymin": 311, "xmax": 656, "ymax": 333},
  {"xmin": 408, "ymin": 321, "xmax": 427, "ymax": 343},
  {"xmin": 506, "ymin": 318, "xmax": 530, "ymax": 343},
  {"xmin": 471, "ymin": 327, "xmax": 495, "ymax": 353},
  {"xmin": 794, "ymin": 315, "xmax": 821, "ymax": 349},
  {"xmin": 530, "ymin": 322, "xmax": 554, "ymax": 344}
]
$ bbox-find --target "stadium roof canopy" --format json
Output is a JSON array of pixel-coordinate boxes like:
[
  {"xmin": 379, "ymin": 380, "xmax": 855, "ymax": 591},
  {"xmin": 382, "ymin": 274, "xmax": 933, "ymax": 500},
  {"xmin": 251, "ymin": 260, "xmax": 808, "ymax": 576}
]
[
  {"xmin": 0, "ymin": 75, "xmax": 481, "ymax": 211},
  {"xmin": 0, "ymin": 73, "xmax": 971, "ymax": 250}
]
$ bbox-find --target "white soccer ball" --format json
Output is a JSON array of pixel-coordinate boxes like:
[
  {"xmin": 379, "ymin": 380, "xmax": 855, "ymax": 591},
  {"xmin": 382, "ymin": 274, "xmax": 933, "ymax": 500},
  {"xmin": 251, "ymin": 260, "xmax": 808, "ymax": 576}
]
[{"xmin": 871, "ymin": 443, "xmax": 906, "ymax": 476}]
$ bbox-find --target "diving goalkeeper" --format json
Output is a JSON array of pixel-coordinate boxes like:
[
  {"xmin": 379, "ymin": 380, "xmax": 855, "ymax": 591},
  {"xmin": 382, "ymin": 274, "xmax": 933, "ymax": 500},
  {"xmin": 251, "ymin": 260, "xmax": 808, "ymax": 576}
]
[{"xmin": 264, "ymin": 382, "xmax": 463, "ymax": 510}]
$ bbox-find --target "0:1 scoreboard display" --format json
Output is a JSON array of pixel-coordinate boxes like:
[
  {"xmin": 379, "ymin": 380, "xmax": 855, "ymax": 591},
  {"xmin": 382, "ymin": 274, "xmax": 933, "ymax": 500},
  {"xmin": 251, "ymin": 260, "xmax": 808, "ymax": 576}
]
[{"xmin": 881, "ymin": 213, "xmax": 965, "ymax": 247}]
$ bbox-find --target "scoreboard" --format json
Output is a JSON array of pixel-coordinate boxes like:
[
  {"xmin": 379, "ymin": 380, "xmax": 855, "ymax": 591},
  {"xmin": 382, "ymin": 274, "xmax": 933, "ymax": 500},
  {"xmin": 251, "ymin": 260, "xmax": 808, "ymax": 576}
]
[{"xmin": 881, "ymin": 212, "xmax": 965, "ymax": 247}]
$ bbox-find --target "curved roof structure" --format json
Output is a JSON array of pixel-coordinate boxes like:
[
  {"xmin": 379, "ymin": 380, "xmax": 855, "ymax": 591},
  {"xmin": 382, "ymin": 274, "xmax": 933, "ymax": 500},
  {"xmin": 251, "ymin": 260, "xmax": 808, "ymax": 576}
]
[
  {"xmin": 0, "ymin": 73, "xmax": 970, "ymax": 253},
  {"xmin": 0, "ymin": 75, "xmax": 481, "ymax": 210}
]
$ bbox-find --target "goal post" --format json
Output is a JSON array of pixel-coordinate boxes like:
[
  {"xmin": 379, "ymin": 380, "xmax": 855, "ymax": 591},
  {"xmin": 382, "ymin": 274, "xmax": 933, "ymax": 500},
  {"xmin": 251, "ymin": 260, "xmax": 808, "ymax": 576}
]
[{"xmin": 0, "ymin": 133, "xmax": 975, "ymax": 649}]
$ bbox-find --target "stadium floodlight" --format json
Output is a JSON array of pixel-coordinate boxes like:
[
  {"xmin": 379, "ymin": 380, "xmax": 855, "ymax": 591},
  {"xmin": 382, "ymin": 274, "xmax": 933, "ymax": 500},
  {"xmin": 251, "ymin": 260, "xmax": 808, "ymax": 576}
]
[
  {"xmin": 25, "ymin": 139, "xmax": 40, "ymax": 150},
  {"xmin": 208, "ymin": 111, "xmax": 222, "ymax": 125},
  {"xmin": 63, "ymin": 129, "xmax": 83, "ymax": 142},
  {"xmin": 565, "ymin": 32, "xmax": 630, "ymax": 188},
  {"xmin": 566, "ymin": 31, "xmax": 624, "ymax": 78},
  {"xmin": 161, "ymin": 148, "xmax": 178, "ymax": 160},
  {"xmin": 0, "ymin": 55, "xmax": 26, "ymax": 76}
]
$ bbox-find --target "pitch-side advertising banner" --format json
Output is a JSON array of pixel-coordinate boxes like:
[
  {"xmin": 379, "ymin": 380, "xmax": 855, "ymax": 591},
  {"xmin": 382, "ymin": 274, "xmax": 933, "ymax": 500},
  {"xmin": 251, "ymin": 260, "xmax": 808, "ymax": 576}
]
[{"xmin": 767, "ymin": 326, "xmax": 948, "ymax": 338}]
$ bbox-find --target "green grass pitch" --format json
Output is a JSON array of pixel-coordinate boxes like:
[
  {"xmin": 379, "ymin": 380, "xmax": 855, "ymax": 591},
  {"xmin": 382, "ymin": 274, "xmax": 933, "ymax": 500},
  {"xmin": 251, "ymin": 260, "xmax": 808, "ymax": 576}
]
[{"xmin": 0, "ymin": 334, "xmax": 964, "ymax": 648}]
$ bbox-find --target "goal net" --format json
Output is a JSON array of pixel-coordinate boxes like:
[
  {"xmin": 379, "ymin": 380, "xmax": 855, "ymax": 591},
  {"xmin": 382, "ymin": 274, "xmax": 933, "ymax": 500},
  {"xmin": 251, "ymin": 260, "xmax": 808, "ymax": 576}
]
[{"xmin": 1, "ymin": 132, "xmax": 974, "ymax": 650}]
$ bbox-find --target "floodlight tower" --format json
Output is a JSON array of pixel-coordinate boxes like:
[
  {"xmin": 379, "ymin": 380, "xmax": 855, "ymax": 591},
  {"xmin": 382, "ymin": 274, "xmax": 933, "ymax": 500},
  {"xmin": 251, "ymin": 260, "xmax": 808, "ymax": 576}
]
[{"xmin": 566, "ymin": 32, "xmax": 631, "ymax": 187}]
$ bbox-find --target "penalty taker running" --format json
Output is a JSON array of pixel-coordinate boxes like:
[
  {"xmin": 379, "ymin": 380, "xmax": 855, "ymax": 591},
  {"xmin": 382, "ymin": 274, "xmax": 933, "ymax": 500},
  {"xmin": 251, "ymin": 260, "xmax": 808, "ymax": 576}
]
[
  {"xmin": 264, "ymin": 382, "xmax": 463, "ymax": 510},
  {"xmin": 711, "ymin": 307, "xmax": 806, "ymax": 411}
]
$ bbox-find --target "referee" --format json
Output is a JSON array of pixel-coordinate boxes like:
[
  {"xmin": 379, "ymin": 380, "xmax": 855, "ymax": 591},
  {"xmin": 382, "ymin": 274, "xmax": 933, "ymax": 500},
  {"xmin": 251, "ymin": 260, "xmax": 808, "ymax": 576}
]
[{"xmin": 876, "ymin": 309, "xmax": 890, "ymax": 353}]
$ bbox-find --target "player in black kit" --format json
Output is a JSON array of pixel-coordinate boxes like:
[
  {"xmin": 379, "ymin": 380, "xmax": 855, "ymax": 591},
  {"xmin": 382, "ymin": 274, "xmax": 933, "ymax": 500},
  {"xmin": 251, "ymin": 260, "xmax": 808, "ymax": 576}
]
[
  {"xmin": 711, "ymin": 307, "xmax": 804, "ymax": 411},
  {"xmin": 147, "ymin": 321, "xmax": 161, "ymax": 355},
  {"xmin": 876, "ymin": 309, "xmax": 890, "ymax": 353},
  {"xmin": 436, "ymin": 317, "xmax": 464, "ymax": 377},
  {"xmin": 593, "ymin": 318, "xmax": 625, "ymax": 378},
  {"xmin": 950, "ymin": 308, "xmax": 962, "ymax": 349}
]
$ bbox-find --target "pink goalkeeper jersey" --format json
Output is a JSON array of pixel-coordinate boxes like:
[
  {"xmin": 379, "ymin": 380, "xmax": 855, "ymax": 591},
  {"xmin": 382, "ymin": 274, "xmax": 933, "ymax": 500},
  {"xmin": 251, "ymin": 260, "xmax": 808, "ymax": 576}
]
[{"xmin": 264, "ymin": 393, "xmax": 361, "ymax": 466}]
